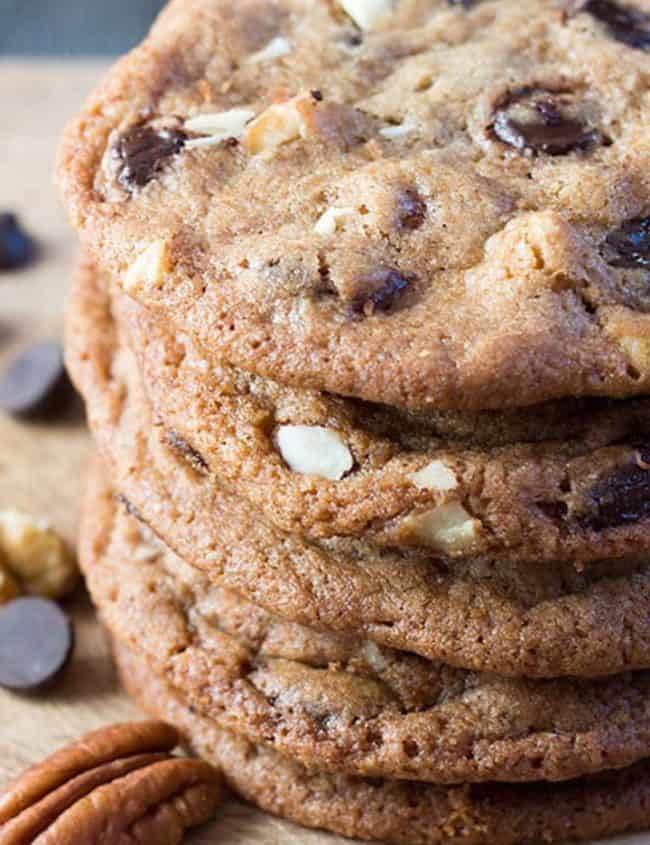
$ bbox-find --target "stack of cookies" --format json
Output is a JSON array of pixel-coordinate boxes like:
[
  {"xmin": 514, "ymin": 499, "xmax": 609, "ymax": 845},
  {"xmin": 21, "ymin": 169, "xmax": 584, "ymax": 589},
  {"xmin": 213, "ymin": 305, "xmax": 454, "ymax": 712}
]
[{"xmin": 58, "ymin": 0, "xmax": 650, "ymax": 842}]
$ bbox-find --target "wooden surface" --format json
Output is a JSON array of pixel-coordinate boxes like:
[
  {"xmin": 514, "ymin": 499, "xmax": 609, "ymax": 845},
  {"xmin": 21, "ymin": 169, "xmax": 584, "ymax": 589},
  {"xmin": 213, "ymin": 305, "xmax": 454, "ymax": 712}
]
[{"xmin": 0, "ymin": 59, "xmax": 644, "ymax": 845}]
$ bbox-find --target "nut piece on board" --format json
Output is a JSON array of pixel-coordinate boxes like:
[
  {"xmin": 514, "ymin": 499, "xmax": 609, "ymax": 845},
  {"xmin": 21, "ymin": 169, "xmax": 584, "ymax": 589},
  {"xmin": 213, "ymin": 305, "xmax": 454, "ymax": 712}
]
[
  {"xmin": 0, "ymin": 509, "xmax": 78, "ymax": 600},
  {"xmin": 0, "ymin": 721, "xmax": 222, "ymax": 845}
]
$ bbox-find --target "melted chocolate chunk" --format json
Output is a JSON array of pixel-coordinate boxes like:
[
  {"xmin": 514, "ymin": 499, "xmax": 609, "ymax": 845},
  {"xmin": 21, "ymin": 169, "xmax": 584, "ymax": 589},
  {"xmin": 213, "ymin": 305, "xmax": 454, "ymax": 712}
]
[
  {"xmin": 582, "ymin": 0, "xmax": 650, "ymax": 49},
  {"xmin": 602, "ymin": 217, "xmax": 650, "ymax": 270},
  {"xmin": 0, "ymin": 213, "xmax": 37, "ymax": 271},
  {"xmin": 0, "ymin": 598, "xmax": 73, "ymax": 692},
  {"xmin": 113, "ymin": 123, "xmax": 187, "ymax": 192},
  {"xmin": 166, "ymin": 430, "xmax": 209, "ymax": 474},
  {"xmin": 347, "ymin": 267, "xmax": 415, "ymax": 317},
  {"xmin": 586, "ymin": 454, "xmax": 650, "ymax": 529},
  {"xmin": 396, "ymin": 188, "xmax": 427, "ymax": 231},
  {"xmin": 492, "ymin": 89, "xmax": 601, "ymax": 155}
]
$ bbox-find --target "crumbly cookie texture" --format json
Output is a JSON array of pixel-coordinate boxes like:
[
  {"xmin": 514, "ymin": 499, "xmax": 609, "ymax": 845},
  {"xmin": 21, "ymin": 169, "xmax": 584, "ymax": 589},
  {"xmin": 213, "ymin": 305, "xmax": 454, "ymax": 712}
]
[
  {"xmin": 118, "ymin": 642, "xmax": 650, "ymax": 845},
  {"xmin": 93, "ymin": 257, "xmax": 650, "ymax": 563},
  {"xmin": 57, "ymin": 0, "xmax": 650, "ymax": 411},
  {"xmin": 64, "ymin": 268, "xmax": 650, "ymax": 679},
  {"xmin": 80, "ymin": 469, "xmax": 650, "ymax": 785}
]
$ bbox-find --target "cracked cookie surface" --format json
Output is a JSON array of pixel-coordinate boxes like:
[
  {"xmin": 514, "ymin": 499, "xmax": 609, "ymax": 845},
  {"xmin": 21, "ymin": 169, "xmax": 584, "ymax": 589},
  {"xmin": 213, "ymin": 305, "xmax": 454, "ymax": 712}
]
[{"xmin": 57, "ymin": 0, "xmax": 650, "ymax": 411}]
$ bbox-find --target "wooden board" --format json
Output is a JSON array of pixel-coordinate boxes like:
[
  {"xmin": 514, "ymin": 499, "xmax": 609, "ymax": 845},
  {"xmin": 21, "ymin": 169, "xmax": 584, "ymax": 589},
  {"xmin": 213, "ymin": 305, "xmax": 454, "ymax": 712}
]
[{"xmin": 0, "ymin": 59, "xmax": 645, "ymax": 845}]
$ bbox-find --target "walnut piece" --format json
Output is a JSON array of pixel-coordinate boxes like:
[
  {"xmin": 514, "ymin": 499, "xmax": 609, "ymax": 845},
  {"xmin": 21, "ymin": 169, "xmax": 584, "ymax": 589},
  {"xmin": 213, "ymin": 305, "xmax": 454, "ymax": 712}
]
[
  {"xmin": 123, "ymin": 240, "xmax": 170, "ymax": 295},
  {"xmin": 0, "ymin": 721, "xmax": 223, "ymax": 845},
  {"xmin": 276, "ymin": 425, "xmax": 354, "ymax": 480},
  {"xmin": 0, "ymin": 509, "xmax": 78, "ymax": 600},
  {"xmin": 0, "ymin": 564, "xmax": 20, "ymax": 605},
  {"xmin": 243, "ymin": 96, "xmax": 311, "ymax": 155},
  {"xmin": 314, "ymin": 206, "xmax": 355, "ymax": 236}
]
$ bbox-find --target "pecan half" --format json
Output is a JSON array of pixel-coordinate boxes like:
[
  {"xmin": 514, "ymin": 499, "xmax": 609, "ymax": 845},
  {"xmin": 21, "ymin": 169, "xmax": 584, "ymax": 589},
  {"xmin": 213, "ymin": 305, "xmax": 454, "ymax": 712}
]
[{"xmin": 0, "ymin": 721, "xmax": 222, "ymax": 845}]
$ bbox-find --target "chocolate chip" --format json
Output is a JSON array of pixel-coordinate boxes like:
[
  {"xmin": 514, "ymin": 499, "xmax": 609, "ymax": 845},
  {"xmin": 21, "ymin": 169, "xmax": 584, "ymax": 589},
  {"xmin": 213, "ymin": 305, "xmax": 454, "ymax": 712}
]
[
  {"xmin": 347, "ymin": 267, "xmax": 415, "ymax": 317},
  {"xmin": 582, "ymin": 0, "xmax": 650, "ymax": 49},
  {"xmin": 113, "ymin": 123, "xmax": 187, "ymax": 192},
  {"xmin": 586, "ymin": 456, "xmax": 650, "ymax": 529},
  {"xmin": 492, "ymin": 88, "xmax": 601, "ymax": 155},
  {"xmin": 396, "ymin": 188, "xmax": 427, "ymax": 231},
  {"xmin": 0, "ymin": 213, "xmax": 37, "ymax": 271},
  {"xmin": 116, "ymin": 494, "xmax": 145, "ymax": 523},
  {"xmin": 602, "ymin": 217, "xmax": 650, "ymax": 270},
  {"xmin": 166, "ymin": 430, "xmax": 209, "ymax": 474},
  {"xmin": 0, "ymin": 598, "xmax": 73, "ymax": 691},
  {"xmin": 0, "ymin": 341, "xmax": 74, "ymax": 419},
  {"xmin": 448, "ymin": 0, "xmax": 476, "ymax": 7}
]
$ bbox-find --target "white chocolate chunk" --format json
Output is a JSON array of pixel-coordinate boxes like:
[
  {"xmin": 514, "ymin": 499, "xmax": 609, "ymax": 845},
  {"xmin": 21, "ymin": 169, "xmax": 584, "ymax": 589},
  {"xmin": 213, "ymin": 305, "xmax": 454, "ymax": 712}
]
[
  {"xmin": 185, "ymin": 108, "xmax": 256, "ymax": 148},
  {"xmin": 124, "ymin": 240, "xmax": 170, "ymax": 294},
  {"xmin": 338, "ymin": 0, "xmax": 392, "ymax": 30},
  {"xmin": 379, "ymin": 120, "xmax": 417, "ymax": 139},
  {"xmin": 246, "ymin": 36, "xmax": 292, "ymax": 64},
  {"xmin": 405, "ymin": 503, "xmax": 480, "ymax": 552},
  {"xmin": 410, "ymin": 460, "xmax": 458, "ymax": 492},
  {"xmin": 314, "ymin": 206, "xmax": 355, "ymax": 236},
  {"xmin": 277, "ymin": 425, "xmax": 354, "ymax": 480}
]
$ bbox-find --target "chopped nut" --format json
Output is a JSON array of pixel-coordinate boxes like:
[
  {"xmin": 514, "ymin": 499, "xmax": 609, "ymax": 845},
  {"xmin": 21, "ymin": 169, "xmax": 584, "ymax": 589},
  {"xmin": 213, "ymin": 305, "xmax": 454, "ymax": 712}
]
[
  {"xmin": 0, "ymin": 564, "xmax": 20, "ymax": 605},
  {"xmin": 604, "ymin": 311, "xmax": 650, "ymax": 376},
  {"xmin": 338, "ymin": 0, "xmax": 393, "ymax": 30},
  {"xmin": 314, "ymin": 206, "xmax": 355, "ymax": 236},
  {"xmin": 0, "ymin": 721, "xmax": 223, "ymax": 845},
  {"xmin": 379, "ymin": 121, "xmax": 417, "ymax": 139},
  {"xmin": 184, "ymin": 108, "xmax": 256, "ymax": 148},
  {"xmin": 123, "ymin": 240, "xmax": 170, "ymax": 295},
  {"xmin": 276, "ymin": 425, "xmax": 354, "ymax": 480},
  {"xmin": 246, "ymin": 36, "xmax": 292, "ymax": 64},
  {"xmin": 243, "ymin": 96, "xmax": 310, "ymax": 155},
  {"xmin": 0, "ymin": 509, "xmax": 78, "ymax": 600},
  {"xmin": 404, "ymin": 502, "xmax": 481, "ymax": 552},
  {"xmin": 410, "ymin": 460, "xmax": 459, "ymax": 492}
]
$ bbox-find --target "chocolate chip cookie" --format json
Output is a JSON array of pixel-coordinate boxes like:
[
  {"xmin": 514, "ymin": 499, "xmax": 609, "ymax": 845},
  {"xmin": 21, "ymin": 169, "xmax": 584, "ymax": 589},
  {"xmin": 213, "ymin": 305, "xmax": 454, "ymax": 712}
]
[
  {"xmin": 57, "ymin": 0, "xmax": 650, "ymax": 411},
  {"xmin": 97, "ymin": 255, "xmax": 650, "ymax": 563},
  {"xmin": 117, "ymin": 641, "xmax": 650, "ymax": 845},
  {"xmin": 65, "ymin": 267, "xmax": 650, "ymax": 678},
  {"xmin": 81, "ymin": 463, "xmax": 650, "ymax": 784}
]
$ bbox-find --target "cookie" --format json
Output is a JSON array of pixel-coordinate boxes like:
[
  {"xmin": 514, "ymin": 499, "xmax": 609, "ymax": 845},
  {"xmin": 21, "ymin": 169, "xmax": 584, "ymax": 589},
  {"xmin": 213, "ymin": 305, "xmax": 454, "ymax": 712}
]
[
  {"xmin": 81, "ymin": 463, "xmax": 650, "ymax": 785},
  {"xmin": 116, "ymin": 641, "xmax": 650, "ymax": 845},
  {"xmin": 99, "ymin": 255, "xmax": 650, "ymax": 563},
  {"xmin": 65, "ymin": 262, "xmax": 650, "ymax": 679},
  {"xmin": 57, "ymin": 0, "xmax": 650, "ymax": 411}
]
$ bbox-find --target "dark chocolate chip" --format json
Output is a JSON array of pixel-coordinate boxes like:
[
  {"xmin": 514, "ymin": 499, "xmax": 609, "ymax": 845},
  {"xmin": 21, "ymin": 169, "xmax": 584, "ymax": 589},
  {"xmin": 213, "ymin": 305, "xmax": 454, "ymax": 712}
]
[
  {"xmin": 602, "ymin": 217, "xmax": 650, "ymax": 270},
  {"xmin": 396, "ymin": 188, "xmax": 427, "ymax": 231},
  {"xmin": 536, "ymin": 500, "xmax": 570, "ymax": 521},
  {"xmin": 586, "ymin": 456, "xmax": 650, "ymax": 529},
  {"xmin": 348, "ymin": 267, "xmax": 415, "ymax": 317},
  {"xmin": 0, "ymin": 341, "xmax": 75, "ymax": 419},
  {"xmin": 582, "ymin": 0, "xmax": 650, "ymax": 49},
  {"xmin": 448, "ymin": 0, "xmax": 476, "ymax": 7},
  {"xmin": 311, "ymin": 89, "xmax": 324, "ymax": 102},
  {"xmin": 492, "ymin": 88, "xmax": 601, "ymax": 155},
  {"xmin": 166, "ymin": 430, "xmax": 209, "ymax": 474},
  {"xmin": 0, "ymin": 213, "xmax": 37, "ymax": 271},
  {"xmin": 0, "ymin": 598, "xmax": 73, "ymax": 692},
  {"xmin": 113, "ymin": 123, "xmax": 187, "ymax": 192}
]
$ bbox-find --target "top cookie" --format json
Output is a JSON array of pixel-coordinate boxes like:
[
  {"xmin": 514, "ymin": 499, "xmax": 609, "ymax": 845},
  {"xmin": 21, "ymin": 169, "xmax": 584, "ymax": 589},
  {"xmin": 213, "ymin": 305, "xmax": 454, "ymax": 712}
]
[{"xmin": 57, "ymin": 0, "xmax": 650, "ymax": 410}]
